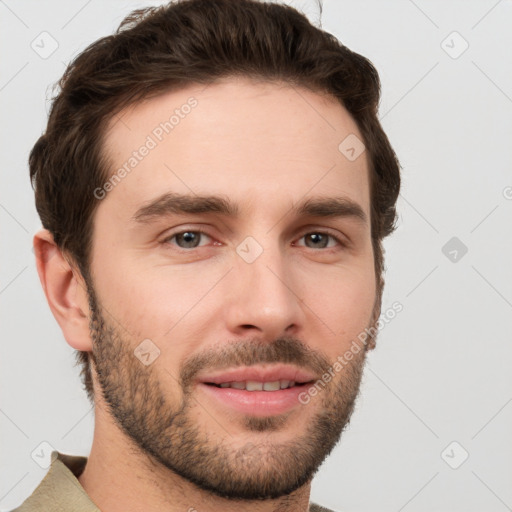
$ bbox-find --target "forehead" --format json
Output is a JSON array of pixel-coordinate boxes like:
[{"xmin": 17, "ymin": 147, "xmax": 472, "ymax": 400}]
[{"xmin": 99, "ymin": 77, "xmax": 370, "ymax": 222}]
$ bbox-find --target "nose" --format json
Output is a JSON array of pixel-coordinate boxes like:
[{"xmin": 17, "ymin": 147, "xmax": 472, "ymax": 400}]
[{"xmin": 223, "ymin": 239, "xmax": 305, "ymax": 340}]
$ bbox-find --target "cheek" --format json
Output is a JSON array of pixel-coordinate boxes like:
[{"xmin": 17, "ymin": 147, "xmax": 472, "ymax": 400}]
[
  {"xmin": 300, "ymin": 261, "xmax": 376, "ymax": 350},
  {"xmin": 93, "ymin": 259, "xmax": 222, "ymax": 341}
]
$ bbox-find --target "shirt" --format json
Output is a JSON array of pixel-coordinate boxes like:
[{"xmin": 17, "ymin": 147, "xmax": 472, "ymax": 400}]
[{"xmin": 9, "ymin": 450, "xmax": 335, "ymax": 512}]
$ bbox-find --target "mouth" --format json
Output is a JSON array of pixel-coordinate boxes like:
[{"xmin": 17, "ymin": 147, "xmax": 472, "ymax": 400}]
[
  {"xmin": 196, "ymin": 365, "xmax": 317, "ymax": 416},
  {"xmin": 204, "ymin": 379, "xmax": 313, "ymax": 391},
  {"xmin": 196, "ymin": 364, "xmax": 317, "ymax": 387}
]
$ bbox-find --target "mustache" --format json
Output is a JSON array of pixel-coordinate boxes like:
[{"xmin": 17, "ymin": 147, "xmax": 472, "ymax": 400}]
[{"xmin": 180, "ymin": 335, "xmax": 331, "ymax": 389}]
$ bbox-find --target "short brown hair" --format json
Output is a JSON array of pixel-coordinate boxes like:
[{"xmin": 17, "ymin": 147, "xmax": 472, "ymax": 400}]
[{"xmin": 29, "ymin": 0, "xmax": 401, "ymax": 405}]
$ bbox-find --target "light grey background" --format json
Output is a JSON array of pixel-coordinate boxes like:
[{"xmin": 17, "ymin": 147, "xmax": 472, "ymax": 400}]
[{"xmin": 1, "ymin": 1, "xmax": 511, "ymax": 511}]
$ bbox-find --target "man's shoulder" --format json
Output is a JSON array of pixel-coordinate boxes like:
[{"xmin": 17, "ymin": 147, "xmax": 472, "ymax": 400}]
[{"xmin": 7, "ymin": 451, "xmax": 97, "ymax": 512}]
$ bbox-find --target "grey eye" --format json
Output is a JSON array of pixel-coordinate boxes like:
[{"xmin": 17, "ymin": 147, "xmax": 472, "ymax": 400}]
[
  {"xmin": 173, "ymin": 231, "xmax": 205, "ymax": 249},
  {"xmin": 303, "ymin": 233, "xmax": 332, "ymax": 249}
]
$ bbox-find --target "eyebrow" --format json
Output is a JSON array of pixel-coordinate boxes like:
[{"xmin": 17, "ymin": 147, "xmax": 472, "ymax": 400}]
[{"xmin": 132, "ymin": 192, "xmax": 368, "ymax": 226}]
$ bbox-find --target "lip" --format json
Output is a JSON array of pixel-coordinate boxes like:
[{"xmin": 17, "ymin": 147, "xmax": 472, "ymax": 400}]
[
  {"xmin": 195, "ymin": 364, "xmax": 317, "ymax": 386},
  {"xmin": 197, "ymin": 381, "xmax": 312, "ymax": 416}
]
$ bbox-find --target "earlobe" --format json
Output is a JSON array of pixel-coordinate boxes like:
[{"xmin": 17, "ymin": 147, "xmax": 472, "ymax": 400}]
[{"xmin": 33, "ymin": 229, "xmax": 93, "ymax": 352}]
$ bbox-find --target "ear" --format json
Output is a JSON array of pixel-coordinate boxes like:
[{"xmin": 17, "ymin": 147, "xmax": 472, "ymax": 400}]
[{"xmin": 33, "ymin": 229, "xmax": 92, "ymax": 352}]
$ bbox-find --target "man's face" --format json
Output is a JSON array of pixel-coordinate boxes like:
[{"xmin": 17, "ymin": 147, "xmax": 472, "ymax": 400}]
[{"xmin": 86, "ymin": 78, "xmax": 378, "ymax": 499}]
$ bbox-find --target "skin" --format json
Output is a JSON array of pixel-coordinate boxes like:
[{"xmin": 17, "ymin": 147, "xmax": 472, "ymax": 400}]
[{"xmin": 34, "ymin": 77, "xmax": 381, "ymax": 512}]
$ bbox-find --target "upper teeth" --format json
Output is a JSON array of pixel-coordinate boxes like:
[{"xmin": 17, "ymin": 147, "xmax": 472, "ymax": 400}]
[{"xmin": 216, "ymin": 380, "xmax": 296, "ymax": 391}]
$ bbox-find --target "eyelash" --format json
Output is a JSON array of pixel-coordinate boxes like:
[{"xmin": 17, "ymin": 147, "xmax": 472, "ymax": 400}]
[{"xmin": 161, "ymin": 229, "xmax": 347, "ymax": 251}]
